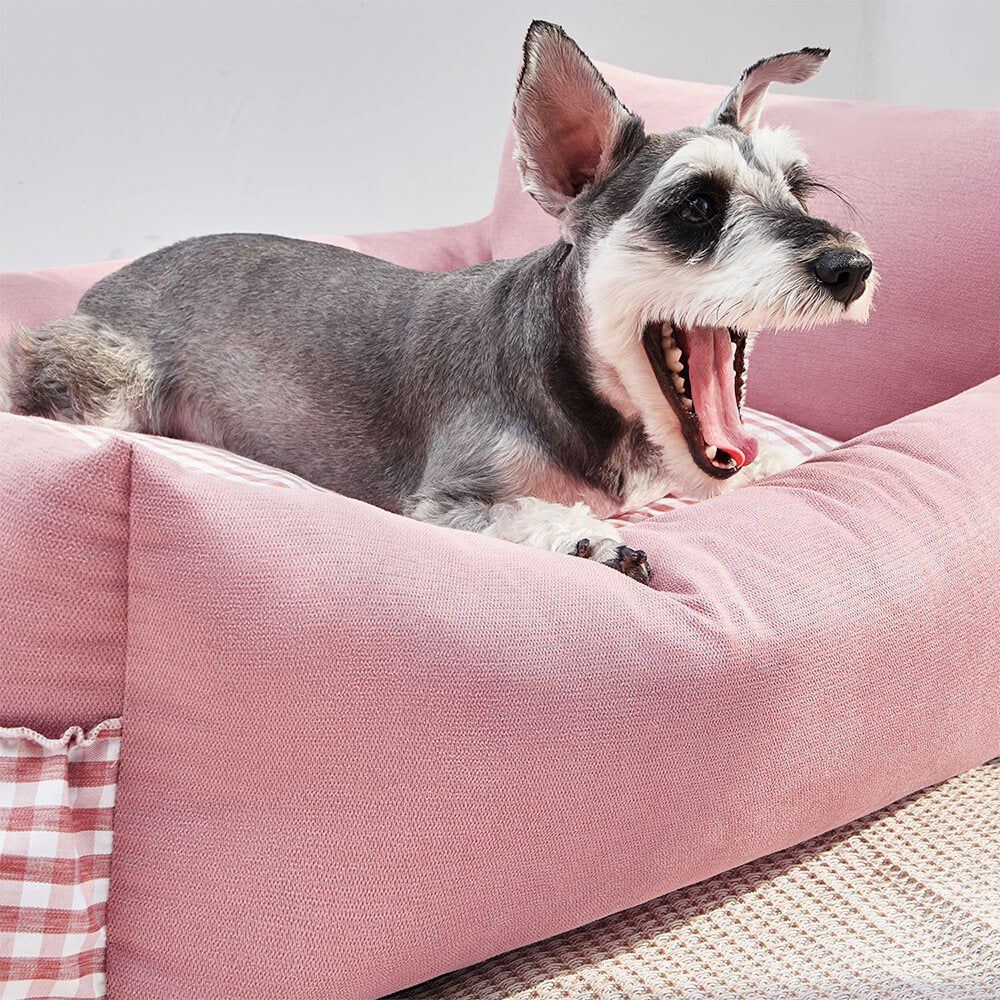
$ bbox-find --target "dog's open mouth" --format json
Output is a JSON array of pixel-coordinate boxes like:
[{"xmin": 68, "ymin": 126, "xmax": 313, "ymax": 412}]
[{"xmin": 642, "ymin": 321, "xmax": 758, "ymax": 479}]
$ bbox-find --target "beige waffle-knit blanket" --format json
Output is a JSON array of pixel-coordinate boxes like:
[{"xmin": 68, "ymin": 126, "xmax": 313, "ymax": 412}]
[{"xmin": 394, "ymin": 759, "xmax": 1000, "ymax": 999}]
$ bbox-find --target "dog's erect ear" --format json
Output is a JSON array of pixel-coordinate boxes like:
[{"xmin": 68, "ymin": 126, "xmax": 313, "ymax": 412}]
[
  {"xmin": 706, "ymin": 48, "xmax": 830, "ymax": 134},
  {"xmin": 513, "ymin": 21, "xmax": 645, "ymax": 217}
]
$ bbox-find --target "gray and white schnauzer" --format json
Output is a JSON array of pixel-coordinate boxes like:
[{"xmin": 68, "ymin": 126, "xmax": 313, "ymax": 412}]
[{"xmin": 1, "ymin": 22, "xmax": 875, "ymax": 584}]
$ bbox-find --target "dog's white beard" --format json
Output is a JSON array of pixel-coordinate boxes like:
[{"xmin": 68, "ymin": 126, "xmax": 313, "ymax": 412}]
[{"xmin": 581, "ymin": 219, "xmax": 874, "ymax": 499}]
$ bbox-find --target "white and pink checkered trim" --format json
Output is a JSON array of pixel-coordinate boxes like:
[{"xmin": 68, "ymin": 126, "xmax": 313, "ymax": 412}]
[
  {"xmin": 25, "ymin": 407, "xmax": 841, "ymax": 527},
  {"xmin": 0, "ymin": 720, "xmax": 121, "ymax": 1000}
]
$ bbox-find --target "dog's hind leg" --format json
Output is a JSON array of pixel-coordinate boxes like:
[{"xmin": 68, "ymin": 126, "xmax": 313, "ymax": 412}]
[
  {"xmin": 407, "ymin": 491, "xmax": 651, "ymax": 584},
  {"xmin": 0, "ymin": 315, "xmax": 158, "ymax": 430}
]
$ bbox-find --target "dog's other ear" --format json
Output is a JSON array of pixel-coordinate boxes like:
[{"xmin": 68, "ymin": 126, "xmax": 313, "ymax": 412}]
[
  {"xmin": 513, "ymin": 21, "xmax": 645, "ymax": 217},
  {"xmin": 706, "ymin": 48, "xmax": 829, "ymax": 134}
]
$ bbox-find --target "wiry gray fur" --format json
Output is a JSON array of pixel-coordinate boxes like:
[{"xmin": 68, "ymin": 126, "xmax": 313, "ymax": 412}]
[
  {"xmin": 70, "ymin": 234, "xmax": 626, "ymax": 513},
  {"xmin": 0, "ymin": 22, "xmax": 876, "ymax": 585}
]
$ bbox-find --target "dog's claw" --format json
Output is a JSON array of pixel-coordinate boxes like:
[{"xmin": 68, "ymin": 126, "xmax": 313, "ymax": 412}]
[
  {"xmin": 568, "ymin": 538, "xmax": 652, "ymax": 585},
  {"xmin": 603, "ymin": 545, "xmax": 652, "ymax": 585}
]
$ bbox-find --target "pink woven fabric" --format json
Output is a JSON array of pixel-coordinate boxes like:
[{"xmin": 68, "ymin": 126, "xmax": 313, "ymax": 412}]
[
  {"xmin": 308, "ymin": 218, "xmax": 493, "ymax": 272},
  {"xmin": 0, "ymin": 720, "xmax": 122, "ymax": 999},
  {"xmin": 6, "ymin": 370, "xmax": 991, "ymax": 1000},
  {"xmin": 106, "ymin": 378, "xmax": 994, "ymax": 998},
  {"xmin": 0, "ymin": 427, "xmax": 129, "ymax": 739},
  {"xmin": 489, "ymin": 64, "xmax": 1000, "ymax": 441},
  {"xmin": 0, "ymin": 406, "xmax": 835, "ymax": 1000}
]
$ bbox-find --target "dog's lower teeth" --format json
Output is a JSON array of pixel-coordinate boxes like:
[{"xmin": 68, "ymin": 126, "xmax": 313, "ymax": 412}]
[
  {"xmin": 665, "ymin": 346, "xmax": 683, "ymax": 372},
  {"xmin": 705, "ymin": 445, "xmax": 718, "ymax": 459},
  {"xmin": 681, "ymin": 396, "xmax": 692, "ymax": 411},
  {"xmin": 671, "ymin": 373, "xmax": 685, "ymax": 392}
]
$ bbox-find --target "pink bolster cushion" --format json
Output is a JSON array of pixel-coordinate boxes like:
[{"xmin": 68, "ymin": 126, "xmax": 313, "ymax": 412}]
[{"xmin": 3, "ymin": 376, "xmax": 996, "ymax": 998}]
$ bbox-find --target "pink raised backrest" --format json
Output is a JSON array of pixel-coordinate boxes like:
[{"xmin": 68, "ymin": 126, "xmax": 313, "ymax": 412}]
[
  {"xmin": 0, "ymin": 219, "xmax": 494, "ymax": 348},
  {"xmin": 489, "ymin": 62, "xmax": 1000, "ymax": 440}
]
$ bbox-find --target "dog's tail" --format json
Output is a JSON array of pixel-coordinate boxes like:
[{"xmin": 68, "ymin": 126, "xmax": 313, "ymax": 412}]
[{"xmin": 0, "ymin": 315, "xmax": 156, "ymax": 431}]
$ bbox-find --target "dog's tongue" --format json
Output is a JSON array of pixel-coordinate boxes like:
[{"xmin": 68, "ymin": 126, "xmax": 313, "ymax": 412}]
[{"xmin": 680, "ymin": 325, "xmax": 759, "ymax": 467}]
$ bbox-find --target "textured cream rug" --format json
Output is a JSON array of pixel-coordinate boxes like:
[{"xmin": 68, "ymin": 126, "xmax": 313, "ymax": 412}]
[{"xmin": 393, "ymin": 759, "xmax": 1000, "ymax": 999}]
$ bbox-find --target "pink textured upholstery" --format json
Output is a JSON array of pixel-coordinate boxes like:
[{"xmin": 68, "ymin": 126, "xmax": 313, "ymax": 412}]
[
  {"xmin": 2, "ymin": 63, "xmax": 999, "ymax": 1000},
  {"xmin": 311, "ymin": 217, "xmax": 493, "ymax": 271},
  {"xmin": 0, "ymin": 428, "xmax": 128, "ymax": 738},
  {"xmin": 0, "ymin": 375, "xmax": 997, "ymax": 999},
  {"xmin": 490, "ymin": 64, "xmax": 1000, "ymax": 440},
  {"xmin": 0, "ymin": 260, "xmax": 126, "ymax": 333}
]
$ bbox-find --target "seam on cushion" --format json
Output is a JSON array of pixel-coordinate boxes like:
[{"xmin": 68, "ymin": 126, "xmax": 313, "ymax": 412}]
[
  {"xmin": 118, "ymin": 440, "xmax": 134, "ymax": 724},
  {"xmin": 103, "ymin": 437, "xmax": 133, "ymax": 1000}
]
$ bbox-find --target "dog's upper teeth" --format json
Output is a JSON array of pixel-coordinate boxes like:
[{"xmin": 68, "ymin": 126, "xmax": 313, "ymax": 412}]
[
  {"xmin": 665, "ymin": 346, "xmax": 683, "ymax": 372},
  {"xmin": 671, "ymin": 374, "xmax": 685, "ymax": 393},
  {"xmin": 730, "ymin": 341, "xmax": 737, "ymax": 359},
  {"xmin": 681, "ymin": 395, "xmax": 693, "ymax": 411}
]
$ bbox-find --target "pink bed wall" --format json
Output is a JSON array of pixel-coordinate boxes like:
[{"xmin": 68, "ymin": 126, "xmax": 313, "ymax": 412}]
[{"xmin": 4, "ymin": 370, "xmax": 997, "ymax": 998}]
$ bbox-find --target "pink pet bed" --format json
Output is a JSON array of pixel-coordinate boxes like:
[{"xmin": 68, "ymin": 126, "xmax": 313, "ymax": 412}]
[{"xmin": 1, "ymin": 64, "xmax": 998, "ymax": 999}]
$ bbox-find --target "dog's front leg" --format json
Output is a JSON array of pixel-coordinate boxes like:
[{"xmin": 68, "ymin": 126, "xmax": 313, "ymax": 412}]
[{"xmin": 407, "ymin": 493, "xmax": 651, "ymax": 584}]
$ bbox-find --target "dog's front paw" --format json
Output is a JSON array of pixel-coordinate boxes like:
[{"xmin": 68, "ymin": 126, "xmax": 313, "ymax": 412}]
[
  {"xmin": 605, "ymin": 545, "xmax": 652, "ymax": 585},
  {"xmin": 573, "ymin": 538, "xmax": 651, "ymax": 585}
]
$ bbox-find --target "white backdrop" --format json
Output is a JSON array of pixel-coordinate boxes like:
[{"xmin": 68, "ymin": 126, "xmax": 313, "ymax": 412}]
[{"xmin": 1, "ymin": 0, "xmax": 997, "ymax": 271}]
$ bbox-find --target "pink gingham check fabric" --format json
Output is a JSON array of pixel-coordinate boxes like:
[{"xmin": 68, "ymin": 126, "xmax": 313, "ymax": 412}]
[
  {"xmin": 0, "ymin": 720, "xmax": 121, "ymax": 1000},
  {"xmin": 29, "ymin": 406, "xmax": 840, "ymax": 526}
]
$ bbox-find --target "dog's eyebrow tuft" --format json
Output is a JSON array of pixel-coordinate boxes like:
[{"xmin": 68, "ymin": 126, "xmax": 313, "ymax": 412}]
[
  {"xmin": 784, "ymin": 164, "xmax": 858, "ymax": 215},
  {"xmin": 747, "ymin": 126, "xmax": 808, "ymax": 179},
  {"xmin": 783, "ymin": 162, "xmax": 816, "ymax": 199},
  {"xmin": 654, "ymin": 134, "xmax": 745, "ymax": 192}
]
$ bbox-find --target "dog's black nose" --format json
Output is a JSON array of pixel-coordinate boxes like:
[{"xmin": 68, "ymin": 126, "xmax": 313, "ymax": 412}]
[{"xmin": 811, "ymin": 250, "xmax": 872, "ymax": 305}]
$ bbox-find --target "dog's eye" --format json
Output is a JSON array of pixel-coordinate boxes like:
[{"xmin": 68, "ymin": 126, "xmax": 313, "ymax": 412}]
[{"xmin": 679, "ymin": 193, "xmax": 718, "ymax": 225}]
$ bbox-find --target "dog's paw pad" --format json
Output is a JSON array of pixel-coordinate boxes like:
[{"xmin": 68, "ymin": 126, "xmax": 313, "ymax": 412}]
[{"xmin": 603, "ymin": 545, "xmax": 652, "ymax": 585}]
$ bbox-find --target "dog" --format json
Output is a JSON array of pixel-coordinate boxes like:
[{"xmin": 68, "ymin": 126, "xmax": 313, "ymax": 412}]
[{"xmin": 0, "ymin": 21, "xmax": 875, "ymax": 585}]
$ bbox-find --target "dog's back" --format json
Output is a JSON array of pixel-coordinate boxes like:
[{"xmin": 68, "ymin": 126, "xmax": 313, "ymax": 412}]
[
  {"xmin": 0, "ymin": 233, "xmax": 583, "ymax": 513},
  {"xmin": 1, "ymin": 234, "xmax": 498, "ymax": 508}
]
